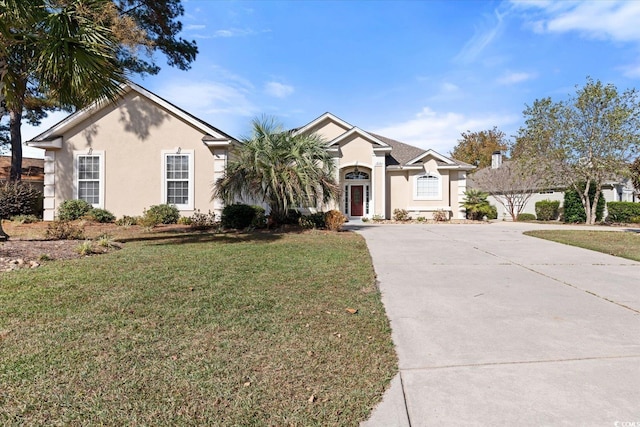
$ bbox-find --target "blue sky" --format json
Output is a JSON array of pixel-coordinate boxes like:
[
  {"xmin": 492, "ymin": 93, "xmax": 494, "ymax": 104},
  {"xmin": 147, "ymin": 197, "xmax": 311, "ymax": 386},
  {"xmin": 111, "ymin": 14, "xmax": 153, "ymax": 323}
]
[{"xmin": 22, "ymin": 0, "xmax": 640, "ymax": 158}]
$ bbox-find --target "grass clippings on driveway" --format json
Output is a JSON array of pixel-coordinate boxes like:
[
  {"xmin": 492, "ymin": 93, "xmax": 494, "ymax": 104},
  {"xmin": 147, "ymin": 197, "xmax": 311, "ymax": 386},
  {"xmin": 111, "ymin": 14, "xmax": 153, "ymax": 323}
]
[
  {"xmin": 0, "ymin": 230, "xmax": 396, "ymax": 426},
  {"xmin": 524, "ymin": 229, "xmax": 640, "ymax": 262}
]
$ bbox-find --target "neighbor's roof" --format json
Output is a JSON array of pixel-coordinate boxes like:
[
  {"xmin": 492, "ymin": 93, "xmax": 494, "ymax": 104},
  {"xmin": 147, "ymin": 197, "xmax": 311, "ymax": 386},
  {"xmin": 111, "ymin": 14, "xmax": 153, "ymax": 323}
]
[
  {"xmin": 0, "ymin": 156, "xmax": 44, "ymax": 182},
  {"xmin": 370, "ymin": 133, "xmax": 474, "ymax": 169}
]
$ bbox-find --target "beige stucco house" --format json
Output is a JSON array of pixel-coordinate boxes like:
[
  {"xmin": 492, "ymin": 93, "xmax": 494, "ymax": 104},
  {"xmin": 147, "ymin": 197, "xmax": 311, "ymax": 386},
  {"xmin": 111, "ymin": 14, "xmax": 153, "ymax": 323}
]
[
  {"xmin": 26, "ymin": 83, "xmax": 235, "ymax": 221},
  {"xmin": 295, "ymin": 113, "xmax": 474, "ymax": 220},
  {"xmin": 27, "ymin": 84, "xmax": 474, "ymax": 221}
]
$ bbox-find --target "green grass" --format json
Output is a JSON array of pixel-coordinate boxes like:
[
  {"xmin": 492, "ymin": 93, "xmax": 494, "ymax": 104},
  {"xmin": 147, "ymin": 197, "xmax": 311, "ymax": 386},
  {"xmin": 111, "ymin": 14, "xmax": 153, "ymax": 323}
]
[
  {"xmin": 0, "ymin": 231, "xmax": 396, "ymax": 426},
  {"xmin": 524, "ymin": 229, "xmax": 640, "ymax": 262}
]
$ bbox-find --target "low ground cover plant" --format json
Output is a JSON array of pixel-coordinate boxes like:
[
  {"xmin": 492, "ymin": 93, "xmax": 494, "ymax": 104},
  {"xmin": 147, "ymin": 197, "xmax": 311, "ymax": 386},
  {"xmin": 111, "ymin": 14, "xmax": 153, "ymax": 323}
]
[
  {"xmin": 44, "ymin": 220, "xmax": 85, "ymax": 240},
  {"xmin": 0, "ymin": 230, "xmax": 396, "ymax": 425},
  {"xmin": 516, "ymin": 213, "xmax": 536, "ymax": 221},
  {"xmin": 392, "ymin": 208, "xmax": 410, "ymax": 221},
  {"xmin": 84, "ymin": 208, "xmax": 116, "ymax": 223}
]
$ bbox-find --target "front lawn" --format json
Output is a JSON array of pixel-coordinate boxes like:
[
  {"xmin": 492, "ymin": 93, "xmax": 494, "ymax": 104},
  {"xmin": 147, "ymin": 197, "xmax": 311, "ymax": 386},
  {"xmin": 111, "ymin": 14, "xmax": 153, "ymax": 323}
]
[
  {"xmin": 524, "ymin": 229, "xmax": 640, "ymax": 262},
  {"xmin": 0, "ymin": 229, "xmax": 396, "ymax": 425}
]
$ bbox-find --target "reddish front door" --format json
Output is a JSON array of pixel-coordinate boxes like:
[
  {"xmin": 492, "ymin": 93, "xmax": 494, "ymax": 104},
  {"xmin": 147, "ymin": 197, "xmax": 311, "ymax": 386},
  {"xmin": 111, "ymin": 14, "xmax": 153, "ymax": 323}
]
[{"xmin": 350, "ymin": 185, "xmax": 364, "ymax": 216}]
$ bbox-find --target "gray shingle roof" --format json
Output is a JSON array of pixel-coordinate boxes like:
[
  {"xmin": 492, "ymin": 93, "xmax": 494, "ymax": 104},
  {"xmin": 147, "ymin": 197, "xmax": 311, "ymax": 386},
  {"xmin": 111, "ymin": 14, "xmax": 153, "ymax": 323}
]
[{"xmin": 368, "ymin": 132, "xmax": 472, "ymax": 168}]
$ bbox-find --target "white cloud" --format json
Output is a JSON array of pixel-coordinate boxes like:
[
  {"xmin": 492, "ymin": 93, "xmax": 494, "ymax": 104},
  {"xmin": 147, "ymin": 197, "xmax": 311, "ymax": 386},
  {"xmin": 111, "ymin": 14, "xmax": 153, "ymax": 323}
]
[
  {"xmin": 185, "ymin": 24, "xmax": 206, "ymax": 31},
  {"xmin": 157, "ymin": 80, "xmax": 258, "ymax": 118},
  {"xmin": 620, "ymin": 62, "xmax": 640, "ymax": 78},
  {"xmin": 372, "ymin": 107, "xmax": 519, "ymax": 155},
  {"xmin": 496, "ymin": 71, "xmax": 536, "ymax": 85},
  {"xmin": 264, "ymin": 82, "xmax": 294, "ymax": 98},
  {"xmin": 514, "ymin": 0, "xmax": 640, "ymax": 43},
  {"xmin": 455, "ymin": 9, "xmax": 506, "ymax": 63}
]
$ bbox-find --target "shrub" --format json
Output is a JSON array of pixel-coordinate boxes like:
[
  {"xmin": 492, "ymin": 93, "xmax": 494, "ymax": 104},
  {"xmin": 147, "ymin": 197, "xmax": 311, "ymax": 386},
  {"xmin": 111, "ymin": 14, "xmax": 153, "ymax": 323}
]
[
  {"xmin": 97, "ymin": 233, "xmax": 115, "ymax": 248},
  {"xmin": 299, "ymin": 212, "xmax": 326, "ymax": 229},
  {"xmin": 75, "ymin": 240, "xmax": 96, "ymax": 256},
  {"xmin": 372, "ymin": 214, "xmax": 385, "ymax": 222},
  {"xmin": 361, "ymin": 217, "xmax": 370, "ymax": 223},
  {"xmin": 58, "ymin": 199, "xmax": 93, "ymax": 221},
  {"xmin": 251, "ymin": 206, "xmax": 267, "ymax": 228},
  {"xmin": 177, "ymin": 216, "xmax": 192, "ymax": 225},
  {"xmin": 486, "ymin": 205, "xmax": 498, "ymax": 220},
  {"xmin": 10, "ymin": 214, "xmax": 40, "ymax": 224},
  {"xmin": 221, "ymin": 204, "xmax": 259, "ymax": 229},
  {"xmin": 189, "ymin": 210, "xmax": 218, "ymax": 230},
  {"xmin": 324, "ymin": 210, "xmax": 346, "ymax": 231},
  {"xmin": 282, "ymin": 208, "xmax": 301, "ymax": 225},
  {"xmin": 144, "ymin": 204, "xmax": 180, "ymax": 224},
  {"xmin": 0, "ymin": 181, "xmax": 43, "ymax": 219},
  {"xmin": 115, "ymin": 215, "xmax": 140, "ymax": 227},
  {"xmin": 535, "ymin": 200, "xmax": 560, "ymax": 221},
  {"xmin": 516, "ymin": 213, "xmax": 536, "ymax": 221},
  {"xmin": 432, "ymin": 210, "xmax": 448, "ymax": 222},
  {"xmin": 393, "ymin": 208, "xmax": 410, "ymax": 221},
  {"xmin": 564, "ymin": 182, "xmax": 605, "ymax": 223},
  {"xmin": 85, "ymin": 208, "xmax": 115, "ymax": 223},
  {"xmin": 45, "ymin": 220, "xmax": 85, "ymax": 240},
  {"xmin": 606, "ymin": 202, "xmax": 640, "ymax": 223},
  {"xmin": 416, "ymin": 216, "xmax": 426, "ymax": 222},
  {"xmin": 139, "ymin": 210, "xmax": 161, "ymax": 229}
]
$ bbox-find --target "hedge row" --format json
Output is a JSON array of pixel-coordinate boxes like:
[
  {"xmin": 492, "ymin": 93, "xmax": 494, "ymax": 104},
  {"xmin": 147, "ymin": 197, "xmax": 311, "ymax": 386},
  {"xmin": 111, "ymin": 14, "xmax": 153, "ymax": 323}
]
[{"xmin": 607, "ymin": 202, "xmax": 640, "ymax": 223}]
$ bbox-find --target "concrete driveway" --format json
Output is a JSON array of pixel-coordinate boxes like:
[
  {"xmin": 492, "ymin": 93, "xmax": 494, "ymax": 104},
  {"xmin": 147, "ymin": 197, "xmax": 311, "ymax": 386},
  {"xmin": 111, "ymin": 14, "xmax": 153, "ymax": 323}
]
[{"xmin": 355, "ymin": 222, "xmax": 640, "ymax": 426}]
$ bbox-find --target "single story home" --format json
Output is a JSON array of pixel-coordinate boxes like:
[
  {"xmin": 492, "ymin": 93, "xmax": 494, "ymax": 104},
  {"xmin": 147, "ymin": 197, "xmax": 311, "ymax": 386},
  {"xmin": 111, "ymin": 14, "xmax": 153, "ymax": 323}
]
[
  {"xmin": 27, "ymin": 83, "xmax": 474, "ymax": 221},
  {"xmin": 26, "ymin": 83, "xmax": 235, "ymax": 221},
  {"xmin": 294, "ymin": 113, "xmax": 474, "ymax": 220}
]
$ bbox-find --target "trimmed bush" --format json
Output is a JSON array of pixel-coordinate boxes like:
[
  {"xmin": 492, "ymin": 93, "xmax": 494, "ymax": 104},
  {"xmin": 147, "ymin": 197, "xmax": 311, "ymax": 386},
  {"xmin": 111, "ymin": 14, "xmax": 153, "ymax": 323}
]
[
  {"xmin": 221, "ymin": 204, "xmax": 258, "ymax": 229},
  {"xmin": 606, "ymin": 202, "xmax": 640, "ymax": 223},
  {"xmin": 58, "ymin": 199, "xmax": 93, "ymax": 221},
  {"xmin": 487, "ymin": 205, "xmax": 498, "ymax": 220},
  {"xmin": 516, "ymin": 213, "xmax": 536, "ymax": 221},
  {"xmin": 535, "ymin": 200, "xmax": 560, "ymax": 221},
  {"xmin": 251, "ymin": 206, "xmax": 267, "ymax": 228},
  {"xmin": 0, "ymin": 181, "xmax": 43, "ymax": 219},
  {"xmin": 324, "ymin": 210, "xmax": 346, "ymax": 231},
  {"xmin": 393, "ymin": 208, "xmax": 410, "ymax": 221},
  {"xmin": 144, "ymin": 204, "xmax": 180, "ymax": 224},
  {"xmin": 299, "ymin": 212, "xmax": 326, "ymax": 229},
  {"xmin": 85, "ymin": 208, "xmax": 116, "ymax": 223},
  {"xmin": 564, "ymin": 182, "xmax": 605, "ymax": 223}
]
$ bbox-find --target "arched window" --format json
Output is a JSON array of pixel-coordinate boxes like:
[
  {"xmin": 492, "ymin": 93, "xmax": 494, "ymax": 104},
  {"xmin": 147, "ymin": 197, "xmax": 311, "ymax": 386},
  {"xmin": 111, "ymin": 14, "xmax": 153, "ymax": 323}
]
[
  {"xmin": 345, "ymin": 170, "xmax": 369, "ymax": 180},
  {"xmin": 414, "ymin": 173, "xmax": 441, "ymax": 199}
]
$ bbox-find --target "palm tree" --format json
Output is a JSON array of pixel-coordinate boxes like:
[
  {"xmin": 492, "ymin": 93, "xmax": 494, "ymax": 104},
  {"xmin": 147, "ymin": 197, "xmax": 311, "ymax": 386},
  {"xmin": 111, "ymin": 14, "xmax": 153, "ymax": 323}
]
[
  {"xmin": 0, "ymin": 0, "xmax": 126, "ymax": 240},
  {"xmin": 215, "ymin": 117, "xmax": 340, "ymax": 224},
  {"xmin": 1, "ymin": 0, "xmax": 126, "ymax": 180},
  {"xmin": 461, "ymin": 188, "xmax": 493, "ymax": 220}
]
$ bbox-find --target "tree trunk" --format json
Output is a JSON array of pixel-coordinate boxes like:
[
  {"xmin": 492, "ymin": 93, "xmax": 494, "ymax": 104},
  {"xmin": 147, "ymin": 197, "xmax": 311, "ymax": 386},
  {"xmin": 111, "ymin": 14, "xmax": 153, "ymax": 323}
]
[
  {"xmin": 0, "ymin": 57, "xmax": 6, "ymax": 117},
  {"xmin": 0, "ymin": 219, "xmax": 8, "ymax": 241},
  {"xmin": 9, "ymin": 108, "xmax": 23, "ymax": 182},
  {"xmin": 581, "ymin": 181, "xmax": 593, "ymax": 225}
]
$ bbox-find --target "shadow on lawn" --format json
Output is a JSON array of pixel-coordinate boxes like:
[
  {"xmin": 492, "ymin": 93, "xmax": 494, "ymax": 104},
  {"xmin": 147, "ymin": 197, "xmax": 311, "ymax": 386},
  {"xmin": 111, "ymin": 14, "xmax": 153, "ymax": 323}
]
[{"xmin": 117, "ymin": 230, "xmax": 284, "ymax": 245}]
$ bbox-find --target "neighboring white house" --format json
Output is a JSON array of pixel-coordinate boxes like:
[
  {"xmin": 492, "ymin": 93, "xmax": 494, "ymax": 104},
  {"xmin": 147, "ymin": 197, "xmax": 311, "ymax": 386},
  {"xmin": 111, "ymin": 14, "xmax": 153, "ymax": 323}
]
[{"xmin": 469, "ymin": 151, "xmax": 637, "ymax": 220}]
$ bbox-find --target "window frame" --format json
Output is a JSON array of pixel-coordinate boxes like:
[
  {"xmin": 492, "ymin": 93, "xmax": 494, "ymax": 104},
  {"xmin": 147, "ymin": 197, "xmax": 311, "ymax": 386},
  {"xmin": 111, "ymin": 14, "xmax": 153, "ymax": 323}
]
[
  {"xmin": 162, "ymin": 149, "xmax": 194, "ymax": 211},
  {"xmin": 413, "ymin": 172, "xmax": 442, "ymax": 200},
  {"xmin": 74, "ymin": 150, "xmax": 105, "ymax": 208}
]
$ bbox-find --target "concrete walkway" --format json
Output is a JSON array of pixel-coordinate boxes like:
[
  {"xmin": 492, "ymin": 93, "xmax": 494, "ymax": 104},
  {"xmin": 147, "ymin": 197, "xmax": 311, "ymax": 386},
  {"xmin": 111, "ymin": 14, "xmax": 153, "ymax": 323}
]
[{"xmin": 354, "ymin": 222, "xmax": 640, "ymax": 426}]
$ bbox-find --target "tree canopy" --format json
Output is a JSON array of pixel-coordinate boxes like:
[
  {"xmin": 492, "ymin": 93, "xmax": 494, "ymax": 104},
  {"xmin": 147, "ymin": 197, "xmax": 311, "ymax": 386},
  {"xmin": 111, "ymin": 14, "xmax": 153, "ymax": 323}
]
[
  {"xmin": 0, "ymin": 0, "xmax": 197, "ymax": 180},
  {"xmin": 515, "ymin": 77, "xmax": 640, "ymax": 224},
  {"xmin": 214, "ymin": 118, "xmax": 340, "ymax": 224},
  {"xmin": 450, "ymin": 127, "xmax": 509, "ymax": 169}
]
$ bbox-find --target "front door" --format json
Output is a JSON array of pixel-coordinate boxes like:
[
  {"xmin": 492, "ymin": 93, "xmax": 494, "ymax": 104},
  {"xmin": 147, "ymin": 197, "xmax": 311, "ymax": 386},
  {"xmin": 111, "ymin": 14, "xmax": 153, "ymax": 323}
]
[{"xmin": 350, "ymin": 185, "xmax": 364, "ymax": 216}]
